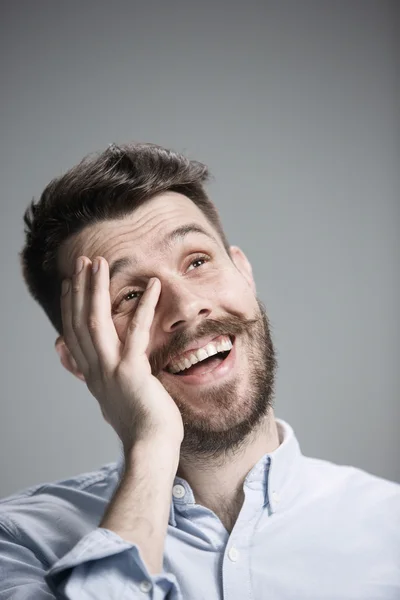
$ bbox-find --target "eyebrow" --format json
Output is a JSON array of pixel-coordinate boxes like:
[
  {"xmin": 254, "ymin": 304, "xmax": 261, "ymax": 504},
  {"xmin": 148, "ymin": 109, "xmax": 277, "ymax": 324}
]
[{"xmin": 109, "ymin": 223, "xmax": 218, "ymax": 281}]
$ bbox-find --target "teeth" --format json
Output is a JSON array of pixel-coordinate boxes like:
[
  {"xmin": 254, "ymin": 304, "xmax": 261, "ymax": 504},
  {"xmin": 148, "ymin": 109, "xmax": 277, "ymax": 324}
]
[
  {"xmin": 205, "ymin": 343, "xmax": 217, "ymax": 357},
  {"xmin": 196, "ymin": 348, "xmax": 208, "ymax": 361},
  {"xmin": 220, "ymin": 339, "xmax": 231, "ymax": 352},
  {"xmin": 168, "ymin": 336, "xmax": 233, "ymax": 374}
]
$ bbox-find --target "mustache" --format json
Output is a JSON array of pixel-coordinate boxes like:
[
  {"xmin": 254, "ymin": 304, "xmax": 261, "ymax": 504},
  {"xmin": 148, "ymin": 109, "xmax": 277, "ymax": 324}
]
[{"xmin": 150, "ymin": 314, "xmax": 259, "ymax": 376}]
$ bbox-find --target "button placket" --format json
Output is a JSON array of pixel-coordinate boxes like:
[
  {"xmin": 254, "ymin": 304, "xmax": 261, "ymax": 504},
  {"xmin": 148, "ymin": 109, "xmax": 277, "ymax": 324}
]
[
  {"xmin": 272, "ymin": 491, "xmax": 280, "ymax": 503},
  {"xmin": 228, "ymin": 546, "xmax": 240, "ymax": 562}
]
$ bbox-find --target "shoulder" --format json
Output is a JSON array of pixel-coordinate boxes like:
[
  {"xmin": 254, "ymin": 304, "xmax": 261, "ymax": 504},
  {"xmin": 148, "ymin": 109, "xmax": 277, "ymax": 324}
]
[
  {"xmin": 302, "ymin": 454, "xmax": 400, "ymax": 495},
  {"xmin": 0, "ymin": 460, "xmax": 122, "ymax": 557},
  {"xmin": 300, "ymin": 454, "xmax": 400, "ymax": 526},
  {"xmin": 0, "ymin": 459, "xmax": 121, "ymax": 507}
]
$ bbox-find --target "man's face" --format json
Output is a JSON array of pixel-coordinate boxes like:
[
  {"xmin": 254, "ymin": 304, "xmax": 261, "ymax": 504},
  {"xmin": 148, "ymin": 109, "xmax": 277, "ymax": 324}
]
[{"xmin": 58, "ymin": 192, "xmax": 276, "ymax": 457}]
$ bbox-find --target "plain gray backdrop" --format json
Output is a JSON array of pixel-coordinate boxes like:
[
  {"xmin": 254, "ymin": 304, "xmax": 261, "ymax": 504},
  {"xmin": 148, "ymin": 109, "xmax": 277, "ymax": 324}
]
[{"xmin": 1, "ymin": 0, "xmax": 399, "ymax": 498}]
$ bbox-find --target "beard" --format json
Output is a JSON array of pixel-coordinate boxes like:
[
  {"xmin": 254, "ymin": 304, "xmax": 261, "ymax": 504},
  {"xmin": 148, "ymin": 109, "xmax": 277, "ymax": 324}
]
[{"xmin": 151, "ymin": 299, "xmax": 277, "ymax": 460}]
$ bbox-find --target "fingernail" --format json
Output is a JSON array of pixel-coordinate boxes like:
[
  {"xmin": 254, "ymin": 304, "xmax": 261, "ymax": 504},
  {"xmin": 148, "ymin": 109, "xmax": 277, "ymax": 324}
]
[
  {"xmin": 147, "ymin": 277, "xmax": 156, "ymax": 289},
  {"xmin": 75, "ymin": 258, "xmax": 84, "ymax": 274},
  {"xmin": 61, "ymin": 279, "xmax": 70, "ymax": 296},
  {"xmin": 92, "ymin": 259, "xmax": 100, "ymax": 274}
]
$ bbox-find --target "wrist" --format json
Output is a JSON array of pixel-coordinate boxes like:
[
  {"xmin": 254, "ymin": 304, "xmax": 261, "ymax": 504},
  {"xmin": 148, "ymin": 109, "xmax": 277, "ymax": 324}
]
[{"xmin": 124, "ymin": 437, "xmax": 181, "ymax": 475}]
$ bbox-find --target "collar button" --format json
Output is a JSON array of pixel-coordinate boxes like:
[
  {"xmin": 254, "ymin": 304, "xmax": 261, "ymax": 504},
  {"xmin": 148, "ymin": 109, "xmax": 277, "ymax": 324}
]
[{"xmin": 172, "ymin": 484, "xmax": 186, "ymax": 499}]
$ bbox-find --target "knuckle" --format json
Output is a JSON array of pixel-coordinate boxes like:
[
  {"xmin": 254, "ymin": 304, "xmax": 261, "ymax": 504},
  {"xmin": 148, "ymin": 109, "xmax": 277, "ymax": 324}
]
[
  {"xmin": 90, "ymin": 272, "xmax": 102, "ymax": 292},
  {"xmin": 115, "ymin": 362, "xmax": 133, "ymax": 384},
  {"xmin": 80, "ymin": 366, "xmax": 91, "ymax": 382},
  {"xmin": 114, "ymin": 362, "xmax": 127, "ymax": 379},
  {"xmin": 128, "ymin": 319, "xmax": 139, "ymax": 331},
  {"xmin": 71, "ymin": 315, "xmax": 83, "ymax": 331},
  {"xmin": 87, "ymin": 315, "xmax": 102, "ymax": 331},
  {"xmin": 72, "ymin": 281, "xmax": 81, "ymax": 294},
  {"xmin": 90, "ymin": 278, "xmax": 100, "ymax": 293},
  {"xmin": 88, "ymin": 364, "xmax": 101, "ymax": 381},
  {"xmin": 129, "ymin": 317, "xmax": 146, "ymax": 332}
]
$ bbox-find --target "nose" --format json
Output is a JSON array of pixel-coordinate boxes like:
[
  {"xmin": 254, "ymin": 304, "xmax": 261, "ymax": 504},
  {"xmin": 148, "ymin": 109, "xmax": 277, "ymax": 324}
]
[{"xmin": 158, "ymin": 280, "xmax": 212, "ymax": 333}]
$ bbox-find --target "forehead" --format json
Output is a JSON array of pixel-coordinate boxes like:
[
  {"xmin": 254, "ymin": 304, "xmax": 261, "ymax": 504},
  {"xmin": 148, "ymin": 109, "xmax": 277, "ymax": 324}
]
[{"xmin": 58, "ymin": 191, "xmax": 220, "ymax": 277}]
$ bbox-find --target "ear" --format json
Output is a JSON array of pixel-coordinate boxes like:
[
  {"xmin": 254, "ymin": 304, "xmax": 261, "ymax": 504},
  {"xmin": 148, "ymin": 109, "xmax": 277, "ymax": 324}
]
[
  {"xmin": 229, "ymin": 245, "xmax": 256, "ymax": 294},
  {"xmin": 55, "ymin": 336, "xmax": 86, "ymax": 382}
]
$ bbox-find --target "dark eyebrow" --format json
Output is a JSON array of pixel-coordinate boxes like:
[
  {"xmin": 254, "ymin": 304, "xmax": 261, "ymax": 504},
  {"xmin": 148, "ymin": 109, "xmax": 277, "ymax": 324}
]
[
  {"xmin": 161, "ymin": 223, "xmax": 218, "ymax": 252},
  {"xmin": 109, "ymin": 223, "xmax": 218, "ymax": 281},
  {"xmin": 109, "ymin": 256, "xmax": 135, "ymax": 281}
]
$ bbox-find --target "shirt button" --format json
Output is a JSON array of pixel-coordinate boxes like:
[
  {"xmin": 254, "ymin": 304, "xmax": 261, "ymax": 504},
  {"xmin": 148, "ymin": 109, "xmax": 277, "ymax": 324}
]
[
  {"xmin": 139, "ymin": 580, "xmax": 152, "ymax": 593},
  {"xmin": 228, "ymin": 546, "xmax": 240, "ymax": 562},
  {"xmin": 172, "ymin": 484, "xmax": 186, "ymax": 499},
  {"xmin": 272, "ymin": 491, "xmax": 280, "ymax": 503}
]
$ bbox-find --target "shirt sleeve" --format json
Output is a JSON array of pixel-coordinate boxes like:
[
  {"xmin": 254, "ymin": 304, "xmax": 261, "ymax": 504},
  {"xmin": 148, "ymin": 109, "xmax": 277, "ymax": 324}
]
[
  {"xmin": 0, "ymin": 516, "xmax": 55, "ymax": 599},
  {"xmin": 0, "ymin": 518, "xmax": 182, "ymax": 600}
]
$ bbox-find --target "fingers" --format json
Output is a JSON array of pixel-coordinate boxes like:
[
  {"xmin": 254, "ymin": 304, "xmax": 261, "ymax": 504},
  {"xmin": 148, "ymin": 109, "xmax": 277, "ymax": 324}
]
[
  {"xmin": 122, "ymin": 277, "xmax": 161, "ymax": 365},
  {"xmin": 61, "ymin": 257, "xmax": 160, "ymax": 380},
  {"xmin": 88, "ymin": 257, "xmax": 120, "ymax": 367},
  {"xmin": 61, "ymin": 256, "xmax": 119, "ymax": 378},
  {"xmin": 60, "ymin": 259, "xmax": 91, "ymax": 376},
  {"xmin": 70, "ymin": 258, "xmax": 99, "ymax": 371}
]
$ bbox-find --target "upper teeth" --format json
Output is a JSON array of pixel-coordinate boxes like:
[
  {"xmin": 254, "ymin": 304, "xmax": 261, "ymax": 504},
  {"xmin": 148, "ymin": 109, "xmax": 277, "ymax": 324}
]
[{"xmin": 168, "ymin": 336, "xmax": 233, "ymax": 374}]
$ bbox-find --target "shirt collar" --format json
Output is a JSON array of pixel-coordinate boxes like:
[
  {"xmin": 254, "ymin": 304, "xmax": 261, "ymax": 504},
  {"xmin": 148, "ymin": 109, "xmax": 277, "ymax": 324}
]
[
  {"xmin": 265, "ymin": 418, "xmax": 303, "ymax": 513},
  {"xmin": 168, "ymin": 418, "xmax": 302, "ymax": 526},
  {"xmin": 115, "ymin": 417, "xmax": 302, "ymax": 527}
]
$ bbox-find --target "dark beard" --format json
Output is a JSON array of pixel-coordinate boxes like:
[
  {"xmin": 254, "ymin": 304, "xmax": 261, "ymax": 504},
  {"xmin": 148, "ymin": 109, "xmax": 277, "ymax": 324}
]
[{"xmin": 153, "ymin": 299, "xmax": 277, "ymax": 461}]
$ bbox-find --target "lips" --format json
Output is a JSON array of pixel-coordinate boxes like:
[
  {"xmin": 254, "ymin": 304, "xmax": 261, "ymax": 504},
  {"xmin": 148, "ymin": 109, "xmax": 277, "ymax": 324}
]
[
  {"xmin": 165, "ymin": 334, "xmax": 234, "ymax": 373},
  {"xmin": 163, "ymin": 335, "xmax": 237, "ymax": 386}
]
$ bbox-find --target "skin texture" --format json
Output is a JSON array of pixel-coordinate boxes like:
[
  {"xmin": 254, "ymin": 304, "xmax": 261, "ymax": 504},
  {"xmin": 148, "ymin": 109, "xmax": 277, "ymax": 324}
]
[{"xmin": 56, "ymin": 191, "xmax": 280, "ymax": 531}]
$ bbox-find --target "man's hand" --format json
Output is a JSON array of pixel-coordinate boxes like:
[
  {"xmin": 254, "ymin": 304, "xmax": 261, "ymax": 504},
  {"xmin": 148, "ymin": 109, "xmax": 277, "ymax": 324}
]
[{"xmin": 61, "ymin": 256, "xmax": 184, "ymax": 455}]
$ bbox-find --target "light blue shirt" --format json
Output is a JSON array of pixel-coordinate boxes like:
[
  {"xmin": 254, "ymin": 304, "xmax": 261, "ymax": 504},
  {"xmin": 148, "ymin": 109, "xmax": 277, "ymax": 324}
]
[{"xmin": 0, "ymin": 418, "xmax": 399, "ymax": 599}]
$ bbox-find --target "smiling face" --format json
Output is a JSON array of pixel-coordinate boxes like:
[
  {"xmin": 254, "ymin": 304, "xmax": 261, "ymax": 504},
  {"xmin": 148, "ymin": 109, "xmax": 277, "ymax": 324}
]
[{"xmin": 58, "ymin": 192, "xmax": 277, "ymax": 457}]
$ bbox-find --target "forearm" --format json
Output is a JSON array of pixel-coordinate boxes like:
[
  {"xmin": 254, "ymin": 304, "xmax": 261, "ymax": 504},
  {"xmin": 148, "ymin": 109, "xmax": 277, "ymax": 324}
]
[{"xmin": 100, "ymin": 439, "xmax": 180, "ymax": 575}]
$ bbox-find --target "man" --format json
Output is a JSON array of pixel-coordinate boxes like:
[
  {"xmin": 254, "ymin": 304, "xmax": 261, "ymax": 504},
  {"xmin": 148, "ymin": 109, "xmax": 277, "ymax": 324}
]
[{"xmin": 0, "ymin": 143, "xmax": 399, "ymax": 599}]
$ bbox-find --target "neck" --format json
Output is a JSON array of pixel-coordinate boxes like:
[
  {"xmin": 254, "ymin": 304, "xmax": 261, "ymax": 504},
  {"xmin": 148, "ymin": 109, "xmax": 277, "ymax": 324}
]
[{"xmin": 176, "ymin": 409, "xmax": 280, "ymax": 532}]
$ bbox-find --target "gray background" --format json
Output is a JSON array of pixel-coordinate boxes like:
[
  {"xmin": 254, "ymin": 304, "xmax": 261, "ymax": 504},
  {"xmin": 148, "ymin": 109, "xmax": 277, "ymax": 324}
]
[{"xmin": 1, "ymin": 0, "xmax": 399, "ymax": 497}]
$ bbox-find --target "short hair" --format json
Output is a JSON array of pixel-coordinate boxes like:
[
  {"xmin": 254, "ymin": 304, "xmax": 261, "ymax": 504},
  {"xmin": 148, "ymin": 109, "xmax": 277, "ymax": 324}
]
[{"xmin": 20, "ymin": 142, "xmax": 231, "ymax": 335}]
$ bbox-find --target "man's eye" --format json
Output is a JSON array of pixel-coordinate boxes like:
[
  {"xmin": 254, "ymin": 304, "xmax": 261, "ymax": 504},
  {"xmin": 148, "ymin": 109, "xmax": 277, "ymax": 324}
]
[
  {"xmin": 112, "ymin": 290, "xmax": 142, "ymax": 313},
  {"xmin": 187, "ymin": 254, "xmax": 210, "ymax": 271},
  {"xmin": 122, "ymin": 290, "xmax": 142, "ymax": 303},
  {"xmin": 116, "ymin": 255, "xmax": 210, "ymax": 309}
]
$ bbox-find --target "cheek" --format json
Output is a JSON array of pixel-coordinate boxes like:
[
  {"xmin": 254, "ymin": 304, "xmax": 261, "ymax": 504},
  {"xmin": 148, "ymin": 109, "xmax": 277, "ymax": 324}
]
[
  {"xmin": 113, "ymin": 317, "xmax": 129, "ymax": 344},
  {"xmin": 215, "ymin": 271, "xmax": 255, "ymax": 312}
]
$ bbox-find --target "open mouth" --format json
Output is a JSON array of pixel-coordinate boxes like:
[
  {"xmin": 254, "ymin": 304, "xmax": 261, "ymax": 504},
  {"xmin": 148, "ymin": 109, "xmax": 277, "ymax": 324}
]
[
  {"xmin": 173, "ymin": 349, "xmax": 231, "ymax": 376},
  {"xmin": 163, "ymin": 335, "xmax": 236, "ymax": 383}
]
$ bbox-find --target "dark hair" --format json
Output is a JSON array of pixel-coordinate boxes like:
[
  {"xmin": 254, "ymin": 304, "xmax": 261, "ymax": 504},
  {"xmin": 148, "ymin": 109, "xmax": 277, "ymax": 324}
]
[{"xmin": 20, "ymin": 142, "xmax": 231, "ymax": 335}]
